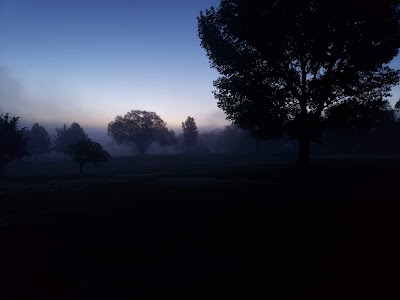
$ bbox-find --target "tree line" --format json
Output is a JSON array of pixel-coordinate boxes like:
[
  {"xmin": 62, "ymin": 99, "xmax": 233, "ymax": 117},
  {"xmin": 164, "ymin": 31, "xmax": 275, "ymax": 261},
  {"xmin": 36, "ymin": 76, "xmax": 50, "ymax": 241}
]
[
  {"xmin": 175, "ymin": 104, "xmax": 400, "ymax": 156},
  {"xmin": 0, "ymin": 111, "xmax": 200, "ymax": 174},
  {"xmin": 3, "ymin": 101, "xmax": 399, "ymax": 173},
  {"xmin": 0, "ymin": 118, "xmax": 110, "ymax": 175}
]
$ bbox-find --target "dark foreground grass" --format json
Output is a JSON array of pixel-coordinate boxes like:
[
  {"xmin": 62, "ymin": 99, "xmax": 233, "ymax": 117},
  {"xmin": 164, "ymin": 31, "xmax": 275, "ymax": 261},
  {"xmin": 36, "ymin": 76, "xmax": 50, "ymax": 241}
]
[{"xmin": 0, "ymin": 155, "xmax": 399, "ymax": 299}]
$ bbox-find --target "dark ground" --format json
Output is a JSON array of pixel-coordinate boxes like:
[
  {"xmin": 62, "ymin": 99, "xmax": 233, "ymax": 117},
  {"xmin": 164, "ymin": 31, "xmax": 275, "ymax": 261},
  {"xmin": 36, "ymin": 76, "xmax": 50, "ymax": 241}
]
[{"xmin": 0, "ymin": 154, "xmax": 399, "ymax": 299}]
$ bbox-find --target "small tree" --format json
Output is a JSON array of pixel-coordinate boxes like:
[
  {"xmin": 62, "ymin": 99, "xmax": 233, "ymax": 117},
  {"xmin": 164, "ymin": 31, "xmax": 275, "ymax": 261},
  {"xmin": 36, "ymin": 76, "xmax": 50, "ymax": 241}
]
[
  {"xmin": 25, "ymin": 123, "xmax": 51, "ymax": 159},
  {"xmin": 182, "ymin": 116, "xmax": 198, "ymax": 153},
  {"xmin": 53, "ymin": 122, "xmax": 88, "ymax": 157},
  {"xmin": 0, "ymin": 114, "xmax": 29, "ymax": 168},
  {"xmin": 66, "ymin": 138, "xmax": 110, "ymax": 175},
  {"xmin": 108, "ymin": 110, "xmax": 174, "ymax": 155}
]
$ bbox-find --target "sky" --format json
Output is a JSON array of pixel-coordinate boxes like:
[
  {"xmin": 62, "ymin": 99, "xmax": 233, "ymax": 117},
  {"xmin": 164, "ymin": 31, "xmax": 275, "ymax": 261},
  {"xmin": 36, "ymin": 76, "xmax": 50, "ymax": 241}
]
[
  {"xmin": 0, "ymin": 0, "xmax": 399, "ymax": 135},
  {"xmin": 0, "ymin": 0, "xmax": 226, "ymax": 132}
]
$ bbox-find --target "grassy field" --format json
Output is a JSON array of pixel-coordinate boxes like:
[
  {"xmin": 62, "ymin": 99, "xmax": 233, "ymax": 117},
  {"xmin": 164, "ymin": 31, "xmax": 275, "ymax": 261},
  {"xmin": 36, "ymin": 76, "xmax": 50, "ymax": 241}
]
[{"xmin": 0, "ymin": 154, "xmax": 399, "ymax": 299}]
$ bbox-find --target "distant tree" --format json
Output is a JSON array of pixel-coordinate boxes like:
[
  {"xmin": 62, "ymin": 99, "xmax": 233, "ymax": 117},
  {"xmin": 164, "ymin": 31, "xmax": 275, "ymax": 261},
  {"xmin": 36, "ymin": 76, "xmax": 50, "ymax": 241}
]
[
  {"xmin": 0, "ymin": 114, "xmax": 29, "ymax": 168},
  {"xmin": 66, "ymin": 138, "xmax": 110, "ymax": 175},
  {"xmin": 52, "ymin": 124, "xmax": 69, "ymax": 155},
  {"xmin": 68, "ymin": 122, "xmax": 88, "ymax": 141},
  {"xmin": 395, "ymin": 99, "xmax": 400, "ymax": 111},
  {"xmin": 25, "ymin": 123, "xmax": 51, "ymax": 159},
  {"xmin": 318, "ymin": 100, "xmax": 398, "ymax": 153},
  {"xmin": 108, "ymin": 110, "xmax": 174, "ymax": 155},
  {"xmin": 326, "ymin": 100, "xmax": 396, "ymax": 134},
  {"xmin": 198, "ymin": 0, "xmax": 400, "ymax": 165},
  {"xmin": 219, "ymin": 124, "xmax": 256, "ymax": 153},
  {"xmin": 53, "ymin": 122, "xmax": 88, "ymax": 157},
  {"xmin": 182, "ymin": 116, "xmax": 198, "ymax": 153},
  {"xmin": 159, "ymin": 128, "xmax": 177, "ymax": 147},
  {"xmin": 199, "ymin": 129, "xmax": 224, "ymax": 153}
]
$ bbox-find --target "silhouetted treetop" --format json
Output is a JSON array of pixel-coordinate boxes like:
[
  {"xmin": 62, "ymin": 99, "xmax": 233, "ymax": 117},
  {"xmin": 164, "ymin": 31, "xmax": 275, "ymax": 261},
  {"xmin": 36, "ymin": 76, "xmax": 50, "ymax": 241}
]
[
  {"xmin": 108, "ymin": 110, "xmax": 174, "ymax": 155},
  {"xmin": 158, "ymin": 128, "xmax": 177, "ymax": 148},
  {"xmin": 198, "ymin": 0, "xmax": 400, "ymax": 165},
  {"xmin": 326, "ymin": 99, "xmax": 396, "ymax": 132},
  {"xmin": 0, "ymin": 114, "xmax": 29, "ymax": 168},
  {"xmin": 53, "ymin": 122, "xmax": 88, "ymax": 156},
  {"xmin": 66, "ymin": 138, "xmax": 110, "ymax": 175},
  {"xmin": 395, "ymin": 99, "xmax": 400, "ymax": 110},
  {"xmin": 182, "ymin": 116, "xmax": 198, "ymax": 153},
  {"xmin": 25, "ymin": 123, "xmax": 51, "ymax": 158}
]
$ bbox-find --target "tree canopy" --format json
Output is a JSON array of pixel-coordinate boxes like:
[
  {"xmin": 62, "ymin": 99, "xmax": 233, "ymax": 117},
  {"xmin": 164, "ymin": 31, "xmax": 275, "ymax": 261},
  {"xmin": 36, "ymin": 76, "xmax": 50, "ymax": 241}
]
[
  {"xmin": 395, "ymin": 99, "xmax": 400, "ymax": 111},
  {"xmin": 198, "ymin": 0, "xmax": 400, "ymax": 165},
  {"xmin": 25, "ymin": 123, "xmax": 52, "ymax": 158},
  {"xmin": 325, "ymin": 99, "xmax": 396, "ymax": 134},
  {"xmin": 66, "ymin": 138, "xmax": 110, "ymax": 175},
  {"xmin": 108, "ymin": 110, "xmax": 175, "ymax": 155},
  {"xmin": 182, "ymin": 116, "xmax": 199, "ymax": 153},
  {"xmin": 0, "ymin": 114, "xmax": 29, "ymax": 168},
  {"xmin": 53, "ymin": 122, "xmax": 88, "ymax": 156}
]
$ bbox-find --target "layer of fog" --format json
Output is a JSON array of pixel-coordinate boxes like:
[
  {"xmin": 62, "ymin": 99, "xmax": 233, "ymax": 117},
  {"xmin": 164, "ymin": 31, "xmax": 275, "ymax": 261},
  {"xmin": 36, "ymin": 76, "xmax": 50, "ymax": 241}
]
[{"xmin": 2, "ymin": 65, "xmax": 400, "ymax": 160}]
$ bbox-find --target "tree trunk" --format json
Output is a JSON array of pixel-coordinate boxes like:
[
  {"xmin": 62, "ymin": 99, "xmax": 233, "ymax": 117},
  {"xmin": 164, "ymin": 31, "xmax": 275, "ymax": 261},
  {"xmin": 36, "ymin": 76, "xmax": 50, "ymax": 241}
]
[{"xmin": 298, "ymin": 135, "xmax": 310, "ymax": 167}]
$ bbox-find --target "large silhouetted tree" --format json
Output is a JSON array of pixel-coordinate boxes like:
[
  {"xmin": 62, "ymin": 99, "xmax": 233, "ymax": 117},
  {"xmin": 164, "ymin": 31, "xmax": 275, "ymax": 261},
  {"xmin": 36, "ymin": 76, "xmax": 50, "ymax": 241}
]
[
  {"xmin": 182, "ymin": 116, "xmax": 198, "ymax": 153},
  {"xmin": 66, "ymin": 138, "xmax": 110, "ymax": 175},
  {"xmin": 53, "ymin": 122, "xmax": 88, "ymax": 157},
  {"xmin": 108, "ymin": 110, "xmax": 174, "ymax": 155},
  {"xmin": 25, "ymin": 123, "xmax": 51, "ymax": 158},
  {"xmin": 198, "ymin": 0, "xmax": 400, "ymax": 165},
  {"xmin": 0, "ymin": 114, "xmax": 29, "ymax": 168}
]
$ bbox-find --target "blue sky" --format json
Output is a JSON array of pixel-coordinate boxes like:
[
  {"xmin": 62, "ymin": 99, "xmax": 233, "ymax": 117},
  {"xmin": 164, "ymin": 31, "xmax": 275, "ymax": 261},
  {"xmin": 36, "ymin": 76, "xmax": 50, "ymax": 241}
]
[
  {"xmin": 0, "ymin": 0, "xmax": 399, "ymax": 133},
  {"xmin": 0, "ymin": 0, "xmax": 225, "ymax": 130}
]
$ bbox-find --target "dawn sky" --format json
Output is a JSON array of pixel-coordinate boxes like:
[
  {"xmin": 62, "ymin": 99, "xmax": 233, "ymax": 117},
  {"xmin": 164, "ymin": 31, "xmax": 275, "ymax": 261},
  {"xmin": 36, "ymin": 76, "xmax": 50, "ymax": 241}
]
[
  {"xmin": 0, "ymin": 0, "xmax": 399, "ymax": 132},
  {"xmin": 0, "ymin": 0, "xmax": 226, "ymax": 131}
]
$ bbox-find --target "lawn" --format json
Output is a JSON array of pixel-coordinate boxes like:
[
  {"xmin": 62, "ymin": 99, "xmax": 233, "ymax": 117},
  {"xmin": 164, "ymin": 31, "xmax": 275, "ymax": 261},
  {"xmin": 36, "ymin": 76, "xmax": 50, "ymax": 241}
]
[{"xmin": 0, "ymin": 154, "xmax": 399, "ymax": 299}]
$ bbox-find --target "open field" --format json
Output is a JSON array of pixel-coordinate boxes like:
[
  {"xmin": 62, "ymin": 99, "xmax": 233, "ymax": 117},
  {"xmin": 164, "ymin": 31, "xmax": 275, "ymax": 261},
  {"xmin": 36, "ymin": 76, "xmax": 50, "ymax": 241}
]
[{"xmin": 1, "ymin": 155, "xmax": 399, "ymax": 299}]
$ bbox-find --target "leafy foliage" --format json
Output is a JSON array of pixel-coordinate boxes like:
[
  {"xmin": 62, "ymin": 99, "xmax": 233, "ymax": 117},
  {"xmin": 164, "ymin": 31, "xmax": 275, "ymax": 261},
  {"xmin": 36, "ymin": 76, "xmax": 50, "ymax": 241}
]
[
  {"xmin": 108, "ymin": 110, "xmax": 174, "ymax": 155},
  {"xmin": 25, "ymin": 123, "xmax": 52, "ymax": 157},
  {"xmin": 182, "ymin": 116, "xmax": 198, "ymax": 153},
  {"xmin": 0, "ymin": 114, "xmax": 29, "ymax": 168},
  {"xmin": 325, "ymin": 100, "xmax": 396, "ymax": 133},
  {"xmin": 66, "ymin": 138, "xmax": 110, "ymax": 175},
  {"xmin": 198, "ymin": 0, "xmax": 400, "ymax": 164},
  {"xmin": 53, "ymin": 122, "xmax": 88, "ymax": 155},
  {"xmin": 158, "ymin": 128, "xmax": 177, "ymax": 147},
  {"xmin": 395, "ymin": 99, "xmax": 400, "ymax": 111}
]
